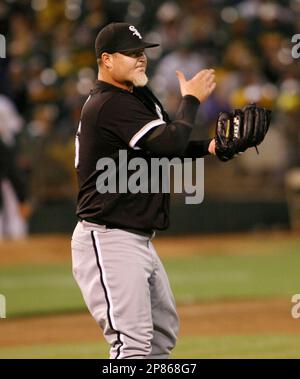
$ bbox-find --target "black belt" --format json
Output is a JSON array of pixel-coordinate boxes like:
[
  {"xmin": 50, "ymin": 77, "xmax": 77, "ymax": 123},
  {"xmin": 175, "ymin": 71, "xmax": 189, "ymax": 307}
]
[
  {"xmin": 81, "ymin": 218, "xmax": 154, "ymax": 239},
  {"xmin": 107, "ymin": 226, "xmax": 154, "ymax": 238}
]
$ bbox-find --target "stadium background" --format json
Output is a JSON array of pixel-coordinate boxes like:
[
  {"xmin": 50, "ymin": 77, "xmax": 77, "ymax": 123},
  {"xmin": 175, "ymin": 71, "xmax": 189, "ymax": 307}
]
[{"xmin": 0, "ymin": 0, "xmax": 300, "ymax": 358}]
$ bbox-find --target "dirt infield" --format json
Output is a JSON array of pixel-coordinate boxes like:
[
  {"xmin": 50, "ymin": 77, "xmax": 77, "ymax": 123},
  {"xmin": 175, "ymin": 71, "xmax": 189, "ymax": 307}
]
[
  {"xmin": 0, "ymin": 233, "xmax": 299, "ymax": 350},
  {"xmin": 0, "ymin": 298, "xmax": 299, "ymax": 347}
]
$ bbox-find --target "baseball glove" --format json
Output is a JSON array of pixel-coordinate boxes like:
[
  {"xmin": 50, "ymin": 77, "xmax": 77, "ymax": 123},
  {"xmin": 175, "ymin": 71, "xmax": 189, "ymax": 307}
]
[{"xmin": 215, "ymin": 104, "xmax": 271, "ymax": 162}]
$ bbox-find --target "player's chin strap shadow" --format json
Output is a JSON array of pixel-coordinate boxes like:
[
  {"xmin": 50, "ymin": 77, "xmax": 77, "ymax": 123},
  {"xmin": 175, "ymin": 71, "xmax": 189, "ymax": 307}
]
[{"xmin": 255, "ymin": 146, "xmax": 259, "ymax": 154}]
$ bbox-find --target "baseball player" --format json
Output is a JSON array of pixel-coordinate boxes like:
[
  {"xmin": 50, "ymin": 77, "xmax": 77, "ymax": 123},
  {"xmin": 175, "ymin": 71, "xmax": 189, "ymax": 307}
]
[
  {"xmin": 0, "ymin": 139, "xmax": 30, "ymax": 236},
  {"xmin": 71, "ymin": 22, "xmax": 270, "ymax": 359}
]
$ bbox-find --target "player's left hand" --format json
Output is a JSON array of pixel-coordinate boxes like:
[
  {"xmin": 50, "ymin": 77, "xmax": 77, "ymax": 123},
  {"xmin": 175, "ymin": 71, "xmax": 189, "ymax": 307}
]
[{"xmin": 214, "ymin": 104, "xmax": 271, "ymax": 162}]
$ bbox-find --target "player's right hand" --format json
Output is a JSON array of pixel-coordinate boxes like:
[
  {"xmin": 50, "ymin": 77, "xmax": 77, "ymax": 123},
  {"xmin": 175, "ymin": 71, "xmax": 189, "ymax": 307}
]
[{"xmin": 176, "ymin": 69, "xmax": 216, "ymax": 103}]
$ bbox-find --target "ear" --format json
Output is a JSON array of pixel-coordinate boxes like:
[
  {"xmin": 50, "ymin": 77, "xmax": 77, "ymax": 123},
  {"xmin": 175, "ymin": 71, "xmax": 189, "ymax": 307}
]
[{"xmin": 101, "ymin": 53, "xmax": 113, "ymax": 69}]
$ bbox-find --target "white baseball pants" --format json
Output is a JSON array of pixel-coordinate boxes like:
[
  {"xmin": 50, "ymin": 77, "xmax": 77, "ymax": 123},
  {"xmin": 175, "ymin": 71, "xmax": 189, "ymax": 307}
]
[{"xmin": 71, "ymin": 220, "xmax": 179, "ymax": 359}]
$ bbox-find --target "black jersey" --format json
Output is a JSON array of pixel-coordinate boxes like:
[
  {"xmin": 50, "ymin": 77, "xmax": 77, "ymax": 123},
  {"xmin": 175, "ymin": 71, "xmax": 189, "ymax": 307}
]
[
  {"xmin": 75, "ymin": 80, "xmax": 210, "ymax": 232},
  {"xmin": 76, "ymin": 80, "xmax": 172, "ymax": 231}
]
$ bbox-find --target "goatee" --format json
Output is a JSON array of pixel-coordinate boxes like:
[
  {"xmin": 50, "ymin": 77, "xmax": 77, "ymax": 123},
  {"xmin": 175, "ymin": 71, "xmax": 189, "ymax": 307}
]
[{"xmin": 132, "ymin": 72, "xmax": 148, "ymax": 87}]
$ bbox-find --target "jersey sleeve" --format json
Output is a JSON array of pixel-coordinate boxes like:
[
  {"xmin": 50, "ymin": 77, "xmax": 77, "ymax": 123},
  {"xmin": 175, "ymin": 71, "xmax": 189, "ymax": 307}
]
[
  {"xmin": 137, "ymin": 95, "xmax": 201, "ymax": 156},
  {"xmin": 99, "ymin": 92, "xmax": 165, "ymax": 149}
]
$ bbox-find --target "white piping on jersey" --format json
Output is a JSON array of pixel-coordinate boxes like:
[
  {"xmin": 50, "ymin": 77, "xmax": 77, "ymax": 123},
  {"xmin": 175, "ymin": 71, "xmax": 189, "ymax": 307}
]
[
  {"xmin": 75, "ymin": 95, "xmax": 91, "ymax": 168},
  {"xmin": 129, "ymin": 119, "xmax": 165, "ymax": 150},
  {"xmin": 155, "ymin": 103, "xmax": 163, "ymax": 120},
  {"xmin": 93, "ymin": 231, "xmax": 126, "ymax": 359}
]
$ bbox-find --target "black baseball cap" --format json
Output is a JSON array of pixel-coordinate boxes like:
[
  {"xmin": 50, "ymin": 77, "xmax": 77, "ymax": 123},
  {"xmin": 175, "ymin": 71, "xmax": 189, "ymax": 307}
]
[{"xmin": 95, "ymin": 22, "xmax": 160, "ymax": 58}]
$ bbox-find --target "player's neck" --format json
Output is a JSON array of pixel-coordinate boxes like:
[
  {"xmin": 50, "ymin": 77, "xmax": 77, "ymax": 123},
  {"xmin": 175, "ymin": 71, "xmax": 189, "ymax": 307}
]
[{"xmin": 98, "ymin": 72, "xmax": 133, "ymax": 92}]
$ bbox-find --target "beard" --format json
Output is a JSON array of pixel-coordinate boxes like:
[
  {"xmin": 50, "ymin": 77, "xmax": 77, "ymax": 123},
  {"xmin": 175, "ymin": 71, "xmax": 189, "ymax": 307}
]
[{"xmin": 132, "ymin": 71, "xmax": 148, "ymax": 87}]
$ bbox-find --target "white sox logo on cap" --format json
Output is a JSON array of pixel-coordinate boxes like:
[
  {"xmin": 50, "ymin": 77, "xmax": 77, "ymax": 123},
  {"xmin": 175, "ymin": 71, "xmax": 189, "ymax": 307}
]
[
  {"xmin": 129, "ymin": 25, "xmax": 142, "ymax": 39},
  {"xmin": 95, "ymin": 22, "xmax": 159, "ymax": 57}
]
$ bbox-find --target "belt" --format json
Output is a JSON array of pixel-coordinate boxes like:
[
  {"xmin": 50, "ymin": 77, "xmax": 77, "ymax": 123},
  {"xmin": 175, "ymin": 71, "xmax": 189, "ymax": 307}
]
[
  {"xmin": 81, "ymin": 218, "xmax": 154, "ymax": 239},
  {"xmin": 108, "ymin": 226, "xmax": 154, "ymax": 239}
]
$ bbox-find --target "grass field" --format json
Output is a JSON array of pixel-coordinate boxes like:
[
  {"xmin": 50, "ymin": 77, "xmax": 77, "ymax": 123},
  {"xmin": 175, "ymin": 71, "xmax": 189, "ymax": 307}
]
[
  {"xmin": 1, "ymin": 335, "xmax": 300, "ymax": 359},
  {"xmin": 0, "ymin": 252, "xmax": 300, "ymax": 317},
  {"xmin": 0, "ymin": 233, "xmax": 299, "ymax": 358}
]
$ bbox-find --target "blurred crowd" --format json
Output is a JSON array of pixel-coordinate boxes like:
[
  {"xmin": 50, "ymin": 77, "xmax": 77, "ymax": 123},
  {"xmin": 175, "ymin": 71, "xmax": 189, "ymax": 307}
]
[{"xmin": 0, "ymin": 0, "xmax": 299, "ymax": 237}]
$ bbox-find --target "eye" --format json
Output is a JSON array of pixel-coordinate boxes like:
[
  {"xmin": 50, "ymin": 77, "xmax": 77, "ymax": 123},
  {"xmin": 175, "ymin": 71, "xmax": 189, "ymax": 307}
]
[
  {"xmin": 132, "ymin": 52, "xmax": 140, "ymax": 58},
  {"xmin": 128, "ymin": 51, "xmax": 138, "ymax": 57},
  {"xmin": 121, "ymin": 50, "xmax": 144, "ymax": 58}
]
